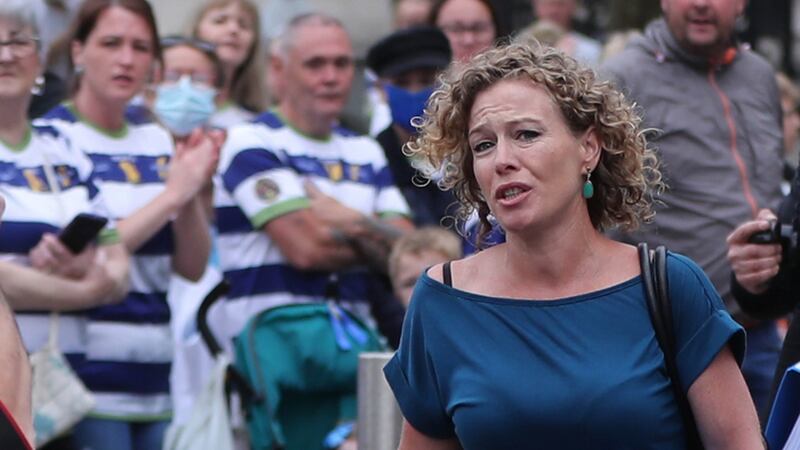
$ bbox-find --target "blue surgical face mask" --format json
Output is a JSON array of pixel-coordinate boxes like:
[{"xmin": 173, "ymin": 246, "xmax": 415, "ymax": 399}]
[
  {"xmin": 154, "ymin": 75, "xmax": 216, "ymax": 137},
  {"xmin": 385, "ymin": 84, "xmax": 434, "ymax": 134}
]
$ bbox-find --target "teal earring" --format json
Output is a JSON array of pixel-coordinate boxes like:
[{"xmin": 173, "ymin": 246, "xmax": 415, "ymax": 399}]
[{"xmin": 582, "ymin": 168, "xmax": 594, "ymax": 199}]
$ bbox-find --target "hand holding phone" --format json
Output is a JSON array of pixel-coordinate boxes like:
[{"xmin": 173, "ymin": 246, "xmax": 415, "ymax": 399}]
[{"xmin": 58, "ymin": 213, "xmax": 108, "ymax": 254}]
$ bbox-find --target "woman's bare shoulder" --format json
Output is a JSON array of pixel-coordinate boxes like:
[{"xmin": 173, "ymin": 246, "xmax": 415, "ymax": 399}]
[
  {"xmin": 425, "ymin": 263, "xmax": 446, "ymax": 283},
  {"xmin": 425, "ymin": 248, "xmax": 496, "ymax": 287}
]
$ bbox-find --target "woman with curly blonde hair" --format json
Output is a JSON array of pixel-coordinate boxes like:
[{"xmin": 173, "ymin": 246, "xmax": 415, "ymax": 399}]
[{"xmin": 384, "ymin": 42, "xmax": 763, "ymax": 449}]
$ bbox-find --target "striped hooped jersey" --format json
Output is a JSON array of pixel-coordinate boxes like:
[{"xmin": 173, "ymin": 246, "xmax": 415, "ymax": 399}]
[
  {"xmin": 2, "ymin": 124, "xmax": 118, "ymax": 386},
  {"xmin": 38, "ymin": 104, "xmax": 176, "ymax": 419},
  {"xmin": 213, "ymin": 111, "xmax": 410, "ymax": 346}
]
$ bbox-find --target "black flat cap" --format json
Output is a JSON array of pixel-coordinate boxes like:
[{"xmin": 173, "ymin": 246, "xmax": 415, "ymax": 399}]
[{"xmin": 367, "ymin": 26, "xmax": 452, "ymax": 78}]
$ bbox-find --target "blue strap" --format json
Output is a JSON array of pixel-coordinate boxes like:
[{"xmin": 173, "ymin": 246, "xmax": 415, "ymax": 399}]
[
  {"xmin": 328, "ymin": 302, "xmax": 352, "ymax": 351},
  {"xmin": 340, "ymin": 309, "xmax": 369, "ymax": 345}
]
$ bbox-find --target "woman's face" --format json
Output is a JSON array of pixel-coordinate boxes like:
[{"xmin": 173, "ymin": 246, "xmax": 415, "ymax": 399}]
[
  {"xmin": 0, "ymin": 17, "xmax": 40, "ymax": 103},
  {"xmin": 195, "ymin": 2, "xmax": 255, "ymax": 73},
  {"xmin": 72, "ymin": 6, "xmax": 155, "ymax": 107},
  {"xmin": 467, "ymin": 78, "xmax": 598, "ymax": 234},
  {"xmin": 436, "ymin": 0, "xmax": 496, "ymax": 62}
]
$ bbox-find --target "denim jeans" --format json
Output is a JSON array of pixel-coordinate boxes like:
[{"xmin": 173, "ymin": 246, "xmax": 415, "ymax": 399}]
[{"xmin": 72, "ymin": 417, "xmax": 169, "ymax": 450}]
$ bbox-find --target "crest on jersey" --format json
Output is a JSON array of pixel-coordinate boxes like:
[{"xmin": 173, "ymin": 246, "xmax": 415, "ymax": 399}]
[{"xmin": 255, "ymin": 177, "xmax": 280, "ymax": 201}]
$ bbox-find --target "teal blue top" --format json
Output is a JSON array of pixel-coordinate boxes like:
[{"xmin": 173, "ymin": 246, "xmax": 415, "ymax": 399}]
[{"xmin": 384, "ymin": 252, "xmax": 744, "ymax": 449}]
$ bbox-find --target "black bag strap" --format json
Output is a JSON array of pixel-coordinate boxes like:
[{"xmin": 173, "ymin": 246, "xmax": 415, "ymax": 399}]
[
  {"xmin": 638, "ymin": 243, "xmax": 704, "ymax": 449},
  {"xmin": 443, "ymin": 261, "xmax": 453, "ymax": 287}
]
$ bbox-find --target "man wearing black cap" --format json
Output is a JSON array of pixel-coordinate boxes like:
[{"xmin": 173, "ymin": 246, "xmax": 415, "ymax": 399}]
[{"xmin": 367, "ymin": 26, "xmax": 455, "ymax": 226}]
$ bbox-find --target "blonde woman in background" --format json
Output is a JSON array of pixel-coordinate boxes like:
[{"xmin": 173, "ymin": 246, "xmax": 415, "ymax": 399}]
[{"xmin": 192, "ymin": 0, "xmax": 265, "ymax": 127}]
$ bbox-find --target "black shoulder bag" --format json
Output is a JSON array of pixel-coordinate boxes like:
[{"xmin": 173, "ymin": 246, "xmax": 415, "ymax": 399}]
[{"xmin": 638, "ymin": 243, "xmax": 704, "ymax": 450}]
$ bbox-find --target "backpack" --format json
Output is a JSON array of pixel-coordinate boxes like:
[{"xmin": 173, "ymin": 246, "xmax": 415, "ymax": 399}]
[{"xmin": 234, "ymin": 302, "xmax": 384, "ymax": 450}]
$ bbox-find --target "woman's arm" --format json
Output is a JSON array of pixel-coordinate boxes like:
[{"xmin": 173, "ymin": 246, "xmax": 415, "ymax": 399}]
[
  {"xmin": 0, "ymin": 291, "xmax": 32, "ymax": 444},
  {"xmin": 170, "ymin": 196, "xmax": 211, "ymax": 281},
  {"xmin": 688, "ymin": 346, "xmax": 764, "ymax": 450},
  {"xmin": 398, "ymin": 422, "xmax": 461, "ymax": 450},
  {"xmin": 116, "ymin": 129, "xmax": 219, "ymax": 253},
  {"xmin": 0, "ymin": 242, "xmax": 129, "ymax": 311}
]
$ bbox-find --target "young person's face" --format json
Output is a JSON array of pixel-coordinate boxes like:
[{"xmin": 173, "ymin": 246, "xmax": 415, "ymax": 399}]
[
  {"xmin": 393, "ymin": 250, "xmax": 450, "ymax": 305},
  {"xmin": 195, "ymin": 2, "xmax": 256, "ymax": 72}
]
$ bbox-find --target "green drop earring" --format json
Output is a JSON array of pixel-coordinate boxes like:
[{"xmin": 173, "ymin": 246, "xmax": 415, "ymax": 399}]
[{"xmin": 582, "ymin": 168, "xmax": 594, "ymax": 199}]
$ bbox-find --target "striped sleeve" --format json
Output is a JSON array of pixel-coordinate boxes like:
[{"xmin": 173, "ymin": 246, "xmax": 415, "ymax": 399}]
[
  {"xmin": 219, "ymin": 124, "xmax": 309, "ymax": 229},
  {"xmin": 365, "ymin": 139, "xmax": 410, "ymax": 217}
]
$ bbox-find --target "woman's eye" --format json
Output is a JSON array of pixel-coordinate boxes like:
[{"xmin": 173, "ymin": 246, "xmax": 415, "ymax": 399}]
[
  {"xmin": 101, "ymin": 38, "xmax": 120, "ymax": 48},
  {"xmin": 133, "ymin": 41, "xmax": 152, "ymax": 53},
  {"xmin": 472, "ymin": 141, "xmax": 494, "ymax": 153},
  {"xmin": 517, "ymin": 130, "xmax": 540, "ymax": 141}
]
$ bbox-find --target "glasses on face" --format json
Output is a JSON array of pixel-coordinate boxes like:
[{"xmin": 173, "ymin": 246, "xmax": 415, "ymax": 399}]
[
  {"xmin": 439, "ymin": 22, "xmax": 494, "ymax": 37},
  {"xmin": 162, "ymin": 70, "xmax": 215, "ymax": 87},
  {"xmin": 0, "ymin": 35, "xmax": 39, "ymax": 59}
]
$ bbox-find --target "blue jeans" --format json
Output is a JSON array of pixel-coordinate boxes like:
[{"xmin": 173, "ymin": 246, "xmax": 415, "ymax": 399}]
[
  {"xmin": 72, "ymin": 417, "xmax": 169, "ymax": 450},
  {"xmin": 741, "ymin": 320, "xmax": 783, "ymax": 420}
]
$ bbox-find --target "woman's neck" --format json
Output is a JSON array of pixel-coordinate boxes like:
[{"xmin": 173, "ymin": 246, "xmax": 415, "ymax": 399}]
[
  {"xmin": 500, "ymin": 206, "xmax": 607, "ymax": 291},
  {"xmin": 217, "ymin": 65, "xmax": 236, "ymax": 107},
  {"xmin": 72, "ymin": 88, "xmax": 126, "ymax": 132},
  {"xmin": 0, "ymin": 100, "xmax": 31, "ymax": 148}
]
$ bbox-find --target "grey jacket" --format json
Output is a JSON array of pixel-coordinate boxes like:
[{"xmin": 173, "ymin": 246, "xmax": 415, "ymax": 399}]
[{"xmin": 602, "ymin": 19, "xmax": 784, "ymax": 321}]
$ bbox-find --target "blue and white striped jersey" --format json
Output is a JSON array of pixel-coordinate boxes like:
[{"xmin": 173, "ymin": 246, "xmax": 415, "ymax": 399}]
[
  {"xmin": 213, "ymin": 110, "xmax": 409, "ymax": 346},
  {"xmin": 39, "ymin": 104, "xmax": 175, "ymax": 419},
  {"xmin": 1, "ymin": 123, "xmax": 118, "ymax": 392}
]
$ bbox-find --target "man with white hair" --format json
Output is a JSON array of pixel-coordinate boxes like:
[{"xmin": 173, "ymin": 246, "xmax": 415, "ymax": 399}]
[{"xmin": 214, "ymin": 13, "xmax": 413, "ymax": 347}]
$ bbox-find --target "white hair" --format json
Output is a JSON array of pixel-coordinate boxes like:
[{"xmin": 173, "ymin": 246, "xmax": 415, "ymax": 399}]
[
  {"xmin": 273, "ymin": 13, "xmax": 347, "ymax": 60},
  {"xmin": 0, "ymin": 0, "xmax": 39, "ymax": 37}
]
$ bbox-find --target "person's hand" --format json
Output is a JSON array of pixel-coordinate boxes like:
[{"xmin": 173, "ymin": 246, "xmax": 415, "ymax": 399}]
[
  {"xmin": 166, "ymin": 128, "xmax": 223, "ymax": 206},
  {"xmin": 727, "ymin": 209, "xmax": 782, "ymax": 295},
  {"xmin": 304, "ymin": 179, "xmax": 363, "ymax": 230},
  {"xmin": 29, "ymin": 233, "xmax": 97, "ymax": 279},
  {"xmin": 79, "ymin": 260, "xmax": 119, "ymax": 304}
]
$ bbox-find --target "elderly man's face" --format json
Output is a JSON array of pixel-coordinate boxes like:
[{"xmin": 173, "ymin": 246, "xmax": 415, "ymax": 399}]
[
  {"xmin": 281, "ymin": 23, "xmax": 355, "ymax": 127},
  {"xmin": 661, "ymin": 0, "xmax": 744, "ymax": 58}
]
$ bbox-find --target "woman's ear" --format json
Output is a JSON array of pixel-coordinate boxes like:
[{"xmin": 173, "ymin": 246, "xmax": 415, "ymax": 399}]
[
  {"xmin": 71, "ymin": 40, "xmax": 84, "ymax": 70},
  {"xmin": 580, "ymin": 127, "xmax": 601, "ymax": 169}
]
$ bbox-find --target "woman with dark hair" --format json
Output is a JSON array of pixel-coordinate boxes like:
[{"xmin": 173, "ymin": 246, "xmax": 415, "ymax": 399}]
[
  {"xmin": 39, "ymin": 1, "xmax": 221, "ymax": 448},
  {"xmin": 384, "ymin": 42, "xmax": 763, "ymax": 449},
  {"xmin": 430, "ymin": 0, "xmax": 499, "ymax": 62},
  {"xmin": 192, "ymin": 0, "xmax": 264, "ymax": 125}
]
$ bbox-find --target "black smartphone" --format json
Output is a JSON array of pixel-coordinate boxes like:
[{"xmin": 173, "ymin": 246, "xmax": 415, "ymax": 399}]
[{"xmin": 58, "ymin": 213, "xmax": 109, "ymax": 254}]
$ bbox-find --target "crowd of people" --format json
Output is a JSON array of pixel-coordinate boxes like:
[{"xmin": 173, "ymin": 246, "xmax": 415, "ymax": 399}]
[{"xmin": 0, "ymin": 0, "xmax": 799, "ymax": 449}]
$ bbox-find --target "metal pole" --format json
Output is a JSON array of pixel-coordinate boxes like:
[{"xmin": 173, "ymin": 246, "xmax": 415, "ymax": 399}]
[{"xmin": 357, "ymin": 352, "xmax": 402, "ymax": 450}]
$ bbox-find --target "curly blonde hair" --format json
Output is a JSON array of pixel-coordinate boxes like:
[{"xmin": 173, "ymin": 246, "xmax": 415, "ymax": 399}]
[{"xmin": 407, "ymin": 42, "xmax": 661, "ymax": 246}]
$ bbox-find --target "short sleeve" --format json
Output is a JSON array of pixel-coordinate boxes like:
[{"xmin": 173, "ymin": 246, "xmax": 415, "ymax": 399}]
[
  {"xmin": 65, "ymin": 137, "xmax": 118, "ymax": 245},
  {"xmin": 667, "ymin": 253, "xmax": 745, "ymax": 392},
  {"xmin": 383, "ymin": 288, "xmax": 455, "ymax": 439},
  {"xmin": 219, "ymin": 125, "xmax": 309, "ymax": 229},
  {"xmin": 86, "ymin": 174, "xmax": 119, "ymax": 246},
  {"xmin": 373, "ymin": 166, "xmax": 410, "ymax": 218}
]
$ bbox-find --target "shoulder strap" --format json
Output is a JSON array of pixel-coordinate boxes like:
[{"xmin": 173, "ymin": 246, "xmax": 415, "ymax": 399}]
[
  {"xmin": 638, "ymin": 243, "xmax": 704, "ymax": 449},
  {"xmin": 442, "ymin": 261, "xmax": 452, "ymax": 288}
]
